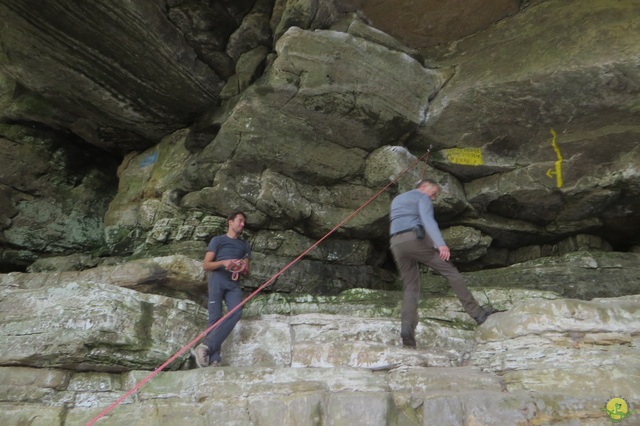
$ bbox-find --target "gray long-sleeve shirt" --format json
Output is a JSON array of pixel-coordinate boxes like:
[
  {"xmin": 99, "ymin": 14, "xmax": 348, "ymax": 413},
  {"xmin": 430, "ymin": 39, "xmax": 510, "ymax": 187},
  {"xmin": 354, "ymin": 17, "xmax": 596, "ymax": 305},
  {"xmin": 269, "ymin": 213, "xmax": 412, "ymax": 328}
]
[{"xmin": 389, "ymin": 189, "xmax": 446, "ymax": 247}]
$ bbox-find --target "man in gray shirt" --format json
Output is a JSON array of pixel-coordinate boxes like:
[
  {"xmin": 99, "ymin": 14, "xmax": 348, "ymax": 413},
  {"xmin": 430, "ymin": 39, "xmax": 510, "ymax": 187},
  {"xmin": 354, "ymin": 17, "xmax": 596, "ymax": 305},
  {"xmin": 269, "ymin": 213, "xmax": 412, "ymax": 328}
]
[
  {"xmin": 192, "ymin": 211, "xmax": 251, "ymax": 367},
  {"xmin": 390, "ymin": 179, "xmax": 495, "ymax": 347}
]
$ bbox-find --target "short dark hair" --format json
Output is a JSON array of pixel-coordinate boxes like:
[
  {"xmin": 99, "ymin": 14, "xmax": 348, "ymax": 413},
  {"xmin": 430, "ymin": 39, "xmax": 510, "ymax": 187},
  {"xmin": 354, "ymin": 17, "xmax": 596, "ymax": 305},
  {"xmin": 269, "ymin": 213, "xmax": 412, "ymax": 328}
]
[
  {"xmin": 227, "ymin": 211, "xmax": 246, "ymax": 222},
  {"xmin": 416, "ymin": 179, "xmax": 439, "ymax": 188}
]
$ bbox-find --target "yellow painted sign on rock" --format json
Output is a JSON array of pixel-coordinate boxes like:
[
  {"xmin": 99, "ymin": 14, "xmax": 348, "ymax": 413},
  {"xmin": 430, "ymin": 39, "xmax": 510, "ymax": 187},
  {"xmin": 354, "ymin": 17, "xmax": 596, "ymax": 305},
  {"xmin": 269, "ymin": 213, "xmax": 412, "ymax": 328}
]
[{"xmin": 444, "ymin": 148, "xmax": 483, "ymax": 166}]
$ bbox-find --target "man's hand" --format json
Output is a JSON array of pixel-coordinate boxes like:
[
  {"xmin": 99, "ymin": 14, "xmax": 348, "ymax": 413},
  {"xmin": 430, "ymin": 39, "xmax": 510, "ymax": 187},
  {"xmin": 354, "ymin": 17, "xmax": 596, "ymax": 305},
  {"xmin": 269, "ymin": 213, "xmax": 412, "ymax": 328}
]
[
  {"xmin": 225, "ymin": 259, "xmax": 248, "ymax": 273},
  {"xmin": 226, "ymin": 259, "xmax": 248, "ymax": 281},
  {"xmin": 437, "ymin": 245, "xmax": 450, "ymax": 262}
]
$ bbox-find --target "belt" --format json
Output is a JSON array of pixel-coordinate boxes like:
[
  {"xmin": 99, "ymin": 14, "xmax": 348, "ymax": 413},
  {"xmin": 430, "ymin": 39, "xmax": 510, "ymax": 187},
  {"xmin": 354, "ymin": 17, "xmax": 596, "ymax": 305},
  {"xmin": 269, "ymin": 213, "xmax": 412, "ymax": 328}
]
[{"xmin": 390, "ymin": 228, "xmax": 414, "ymax": 238}]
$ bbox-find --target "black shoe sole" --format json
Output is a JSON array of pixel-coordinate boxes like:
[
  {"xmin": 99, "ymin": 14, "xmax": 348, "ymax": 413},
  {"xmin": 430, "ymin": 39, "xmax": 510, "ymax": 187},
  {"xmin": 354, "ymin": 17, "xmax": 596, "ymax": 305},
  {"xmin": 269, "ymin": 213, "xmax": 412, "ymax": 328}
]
[{"xmin": 402, "ymin": 336, "xmax": 417, "ymax": 348}]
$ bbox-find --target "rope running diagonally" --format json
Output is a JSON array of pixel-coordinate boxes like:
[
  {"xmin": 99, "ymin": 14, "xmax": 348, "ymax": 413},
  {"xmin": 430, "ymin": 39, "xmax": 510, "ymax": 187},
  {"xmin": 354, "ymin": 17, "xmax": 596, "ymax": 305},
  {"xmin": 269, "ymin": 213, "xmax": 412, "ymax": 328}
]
[{"xmin": 87, "ymin": 147, "xmax": 431, "ymax": 425}]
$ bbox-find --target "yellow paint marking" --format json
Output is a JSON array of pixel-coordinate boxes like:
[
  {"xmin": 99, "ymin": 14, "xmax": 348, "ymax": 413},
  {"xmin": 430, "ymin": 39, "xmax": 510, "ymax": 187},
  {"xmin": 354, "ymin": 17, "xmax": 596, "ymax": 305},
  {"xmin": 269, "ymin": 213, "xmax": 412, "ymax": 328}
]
[
  {"xmin": 444, "ymin": 148, "xmax": 483, "ymax": 165},
  {"xmin": 545, "ymin": 129, "xmax": 563, "ymax": 188}
]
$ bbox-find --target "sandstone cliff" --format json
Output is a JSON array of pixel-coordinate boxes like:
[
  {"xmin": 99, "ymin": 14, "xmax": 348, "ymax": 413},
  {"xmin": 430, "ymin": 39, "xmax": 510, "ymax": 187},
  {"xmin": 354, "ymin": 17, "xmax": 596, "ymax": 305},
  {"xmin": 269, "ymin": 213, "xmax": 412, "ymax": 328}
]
[{"xmin": 0, "ymin": 0, "xmax": 639, "ymax": 424}]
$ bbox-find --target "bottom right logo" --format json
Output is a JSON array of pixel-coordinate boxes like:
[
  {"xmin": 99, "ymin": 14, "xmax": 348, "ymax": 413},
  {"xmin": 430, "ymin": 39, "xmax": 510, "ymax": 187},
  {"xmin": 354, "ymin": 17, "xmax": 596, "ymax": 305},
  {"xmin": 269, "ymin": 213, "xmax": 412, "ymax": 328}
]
[{"xmin": 602, "ymin": 397, "xmax": 637, "ymax": 423}]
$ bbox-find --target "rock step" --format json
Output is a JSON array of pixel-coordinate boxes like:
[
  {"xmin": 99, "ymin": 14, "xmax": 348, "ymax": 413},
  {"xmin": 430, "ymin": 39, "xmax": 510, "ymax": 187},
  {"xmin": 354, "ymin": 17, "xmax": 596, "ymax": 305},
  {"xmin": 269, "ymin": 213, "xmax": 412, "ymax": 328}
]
[
  {"xmin": 1, "ymin": 275, "xmax": 495, "ymax": 372},
  {"xmin": 216, "ymin": 313, "xmax": 476, "ymax": 369},
  {"xmin": 0, "ymin": 364, "xmax": 607, "ymax": 425},
  {"xmin": 3, "ymin": 285, "xmax": 636, "ymax": 425}
]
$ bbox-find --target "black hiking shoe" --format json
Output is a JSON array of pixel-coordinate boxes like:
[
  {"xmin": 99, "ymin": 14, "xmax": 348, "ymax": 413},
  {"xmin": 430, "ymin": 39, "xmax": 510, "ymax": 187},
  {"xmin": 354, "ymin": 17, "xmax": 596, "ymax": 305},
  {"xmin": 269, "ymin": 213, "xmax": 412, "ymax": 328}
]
[
  {"xmin": 475, "ymin": 306, "xmax": 497, "ymax": 326},
  {"xmin": 401, "ymin": 332, "xmax": 417, "ymax": 348}
]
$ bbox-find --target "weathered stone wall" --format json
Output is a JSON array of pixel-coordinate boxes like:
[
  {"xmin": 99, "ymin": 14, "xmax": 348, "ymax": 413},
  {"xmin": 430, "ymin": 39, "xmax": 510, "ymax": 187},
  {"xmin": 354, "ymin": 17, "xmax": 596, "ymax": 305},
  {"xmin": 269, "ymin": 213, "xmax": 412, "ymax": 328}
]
[
  {"xmin": 1, "ymin": 2, "xmax": 640, "ymax": 423},
  {"xmin": 1, "ymin": 0, "xmax": 639, "ymax": 279},
  {"xmin": 1, "ymin": 261, "xmax": 638, "ymax": 424}
]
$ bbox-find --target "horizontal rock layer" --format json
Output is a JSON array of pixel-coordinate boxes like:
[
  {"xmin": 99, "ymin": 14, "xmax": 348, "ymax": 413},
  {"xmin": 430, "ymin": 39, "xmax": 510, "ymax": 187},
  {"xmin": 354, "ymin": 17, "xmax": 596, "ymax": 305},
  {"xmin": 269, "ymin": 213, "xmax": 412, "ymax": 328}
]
[{"xmin": 1, "ymin": 281, "xmax": 635, "ymax": 425}]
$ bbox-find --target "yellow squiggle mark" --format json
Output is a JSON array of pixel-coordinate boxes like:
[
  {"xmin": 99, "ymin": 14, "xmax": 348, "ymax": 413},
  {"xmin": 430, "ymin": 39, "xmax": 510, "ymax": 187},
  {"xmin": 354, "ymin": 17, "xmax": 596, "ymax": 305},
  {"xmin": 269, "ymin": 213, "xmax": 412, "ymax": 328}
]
[{"xmin": 545, "ymin": 129, "xmax": 563, "ymax": 188}]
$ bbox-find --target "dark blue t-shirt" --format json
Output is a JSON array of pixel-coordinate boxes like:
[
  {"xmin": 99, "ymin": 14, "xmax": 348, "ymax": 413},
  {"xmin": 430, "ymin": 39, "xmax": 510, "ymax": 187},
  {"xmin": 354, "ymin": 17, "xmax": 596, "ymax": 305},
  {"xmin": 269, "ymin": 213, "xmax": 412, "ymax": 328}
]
[{"xmin": 207, "ymin": 235, "xmax": 251, "ymax": 284}]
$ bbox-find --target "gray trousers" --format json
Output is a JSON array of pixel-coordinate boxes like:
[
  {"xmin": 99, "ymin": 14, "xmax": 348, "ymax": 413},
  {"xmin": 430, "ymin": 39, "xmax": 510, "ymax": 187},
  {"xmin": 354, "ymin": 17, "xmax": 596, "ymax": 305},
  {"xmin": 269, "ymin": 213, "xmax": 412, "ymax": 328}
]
[
  {"xmin": 203, "ymin": 278, "xmax": 243, "ymax": 363},
  {"xmin": 390, "ymin": 231, "xmax": 484, "ymax": 338}
]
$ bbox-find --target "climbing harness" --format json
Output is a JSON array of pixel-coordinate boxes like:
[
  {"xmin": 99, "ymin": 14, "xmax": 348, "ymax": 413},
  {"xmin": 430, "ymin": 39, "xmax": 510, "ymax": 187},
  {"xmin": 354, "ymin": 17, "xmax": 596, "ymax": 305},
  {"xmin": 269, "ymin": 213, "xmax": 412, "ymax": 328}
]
[{"xmin": 87, "ymin": 147, "xmax": 431, "ymax": 426}]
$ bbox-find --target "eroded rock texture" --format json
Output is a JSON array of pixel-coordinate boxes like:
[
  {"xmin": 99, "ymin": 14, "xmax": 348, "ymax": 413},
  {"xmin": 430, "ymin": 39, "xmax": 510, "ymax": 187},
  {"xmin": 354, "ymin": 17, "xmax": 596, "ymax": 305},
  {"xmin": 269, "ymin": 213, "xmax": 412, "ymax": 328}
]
[
  {"xmin": 1, "ymin": 0, "xmax": 639, "ymax": 277},
  {"xmin": 1, "ymin": 260, "xmax": 637, "ymax": 425},
  {"xmin": 0, "ymin": 0, "xmax": 224, "ymax": 152},
  {"xmin": 1, "ymin": 1, "xmax": 640, "ymax": 423}
]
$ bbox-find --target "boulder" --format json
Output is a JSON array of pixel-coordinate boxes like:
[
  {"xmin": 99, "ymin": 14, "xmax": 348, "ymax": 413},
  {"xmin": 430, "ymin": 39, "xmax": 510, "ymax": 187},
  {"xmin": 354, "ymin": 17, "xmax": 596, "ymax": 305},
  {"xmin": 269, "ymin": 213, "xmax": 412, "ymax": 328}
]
[
  {"xmin": 0, "ymin": 272, "xmax": 206, "ymax": 371},
  {"xmin": 198, "ymin": 26, "xmax": 447, "ymax": 187},
  {"xmin": 473, "ymin": 295, "xmax": 640, "ymax": 399}
]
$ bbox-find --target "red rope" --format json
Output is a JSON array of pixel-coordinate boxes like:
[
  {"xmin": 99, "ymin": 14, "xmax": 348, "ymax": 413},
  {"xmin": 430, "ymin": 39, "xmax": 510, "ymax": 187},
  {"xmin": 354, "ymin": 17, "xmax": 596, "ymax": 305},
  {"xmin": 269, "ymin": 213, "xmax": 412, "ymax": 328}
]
[
  {"xmin": 87, "ymin": 147, "xmax": 431, "ymax": 425},
  {"xmin": 226, "ymin": 259, "xmax": 247, "ymax": 281}
]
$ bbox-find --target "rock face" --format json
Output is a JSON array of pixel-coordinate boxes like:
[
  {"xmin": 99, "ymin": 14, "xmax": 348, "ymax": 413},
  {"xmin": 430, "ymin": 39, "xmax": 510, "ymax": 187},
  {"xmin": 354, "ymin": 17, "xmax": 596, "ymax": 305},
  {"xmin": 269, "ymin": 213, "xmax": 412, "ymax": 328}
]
[
  {"xmin": 0, "ymin": 0, "xmax": 224, "ymax": 153},
  {"xmin": 1, "ymin": 260, "xmax": 637, "ymax": 425},
  {"xmin": 472, "ymin": 295, "xmax": 640, "ymax": 399},
  {"xmin": 340, "ymin": 0, "xmax": 524, "ymax": 55},
  {"xmin": 1, "ymin": 0, "xmax": 640, "ymax": 278},
  {"xmin": 0, "ymin": 124, "xmax": 119, "ymax": 271},
  {"xmin": 0, "ymin": 268, "xmax": 206, "ymax": 372},
  {"xmin": 1, "ymin": 1, "xmax": 640, "ymax": 424},
  {"xmin": 416, "ymin": 0, "xmax": 640, "ymax": 250}
]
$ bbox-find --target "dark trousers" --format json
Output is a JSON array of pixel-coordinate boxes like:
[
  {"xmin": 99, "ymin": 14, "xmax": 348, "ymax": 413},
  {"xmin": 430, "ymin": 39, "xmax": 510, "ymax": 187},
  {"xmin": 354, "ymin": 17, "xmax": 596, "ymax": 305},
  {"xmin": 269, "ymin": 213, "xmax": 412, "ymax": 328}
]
[
  {"xmin": 203, "ymin": 279, "xmax": 243, "ymax": 363},
  {"xmin": 390, "ymin": 231, "xmax": 484, "ymax": 339}
]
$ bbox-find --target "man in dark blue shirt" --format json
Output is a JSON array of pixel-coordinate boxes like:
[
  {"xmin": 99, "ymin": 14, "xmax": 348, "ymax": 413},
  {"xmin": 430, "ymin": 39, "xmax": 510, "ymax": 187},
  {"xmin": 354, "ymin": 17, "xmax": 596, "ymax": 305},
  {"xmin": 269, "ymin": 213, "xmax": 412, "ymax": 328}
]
[
  {"xmin": 192, "ymin": 211, "xmax": 251, "ymax": 367},
  {"xmin": 390, "ymin": 179, "xmax": 495, "ymax": 348}
]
